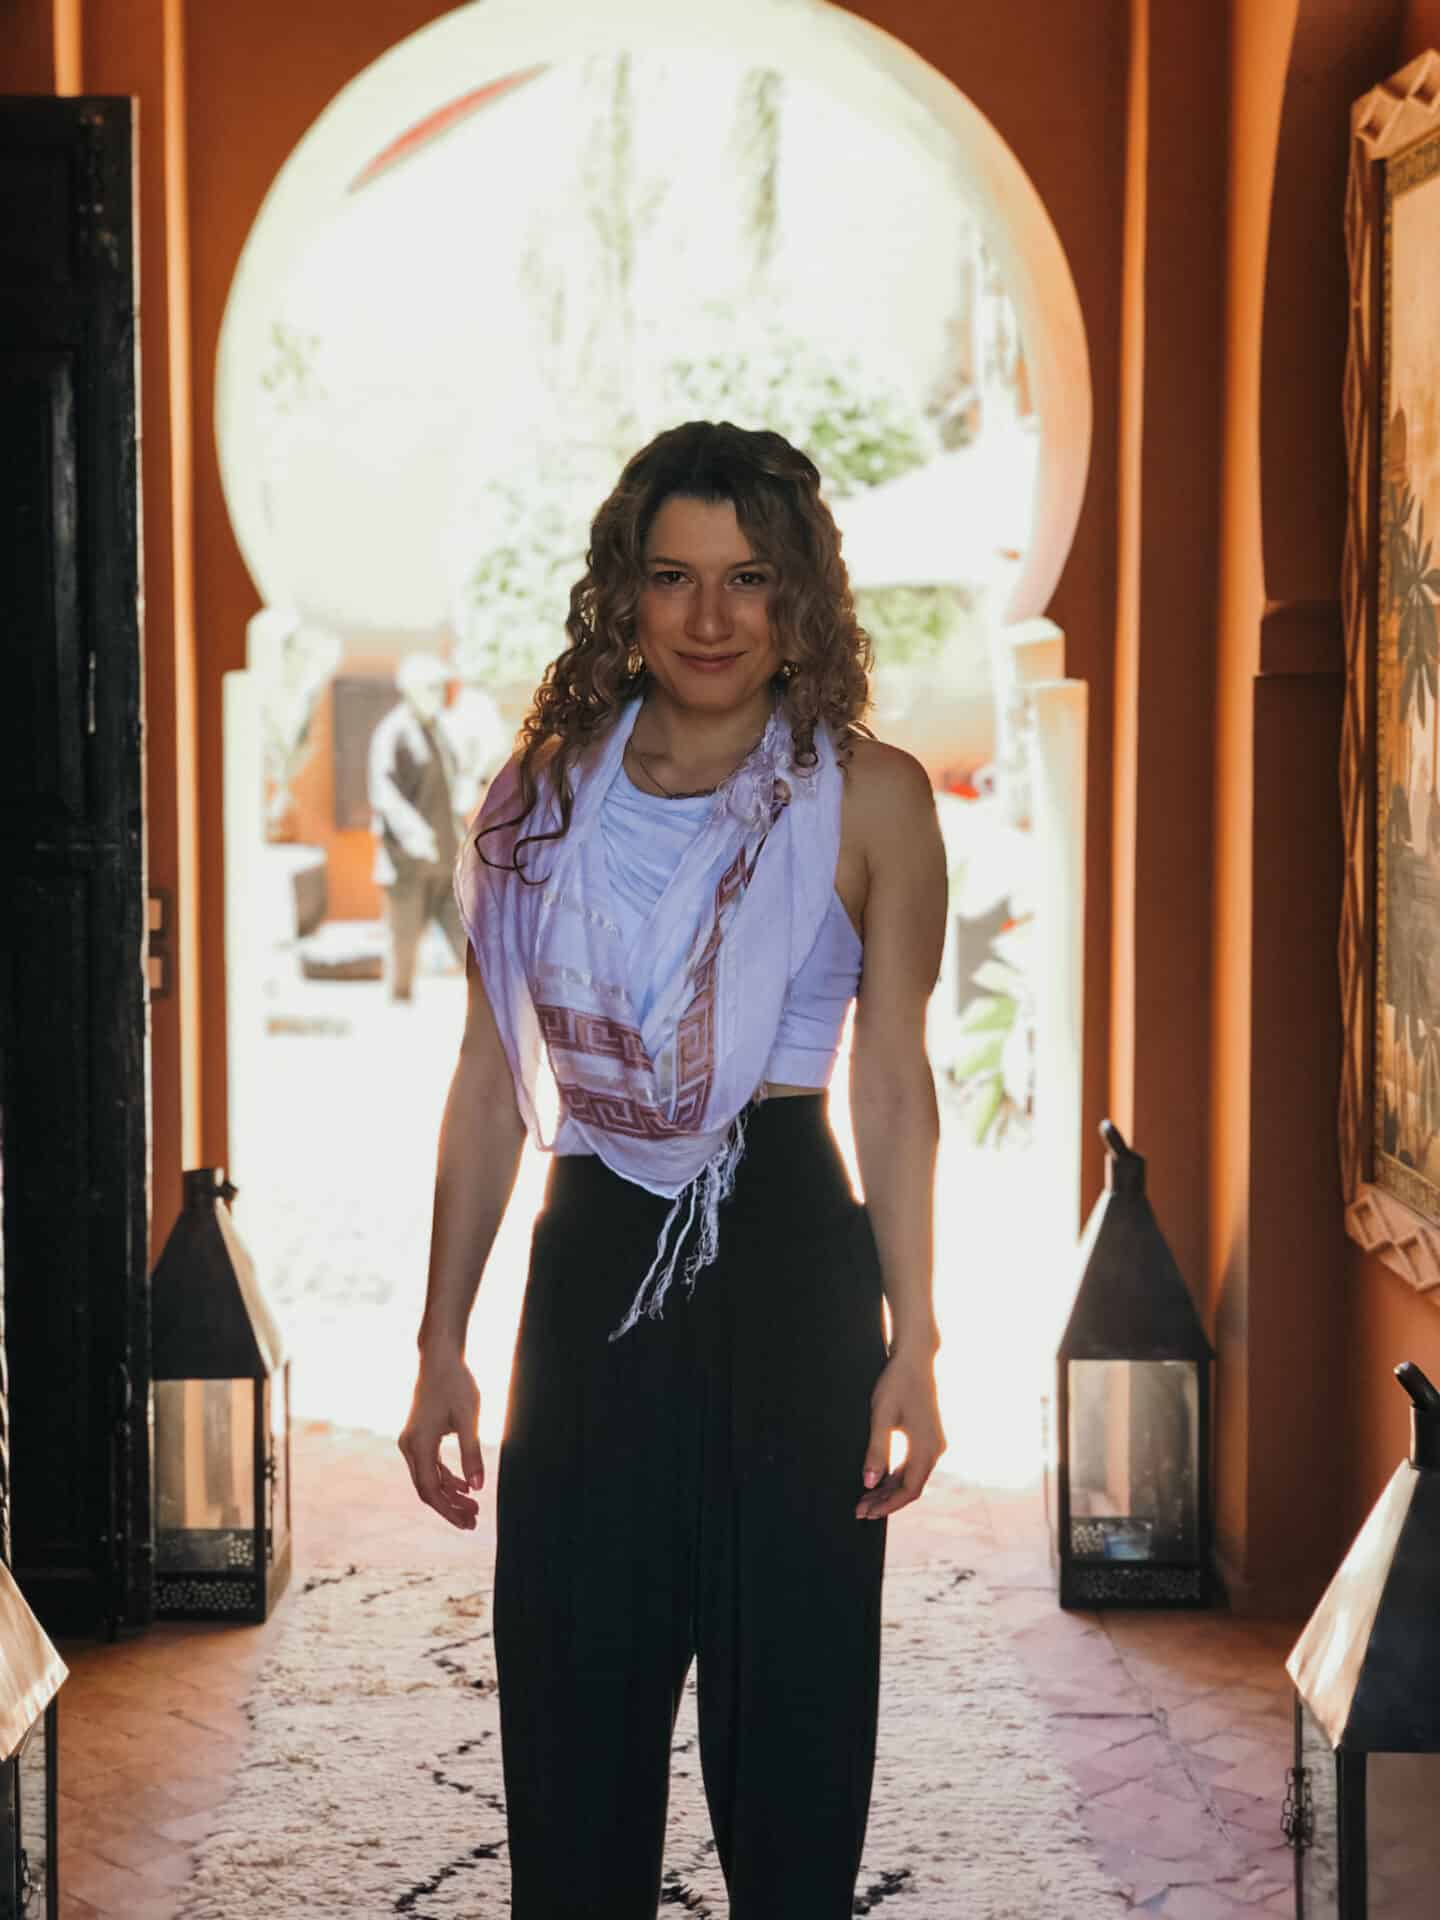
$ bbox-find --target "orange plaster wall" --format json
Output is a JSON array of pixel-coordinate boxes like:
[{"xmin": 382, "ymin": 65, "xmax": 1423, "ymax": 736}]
[
  {"xmin": 1134, "ymin": 0, "xmax": 1228, "ymax": 1300},
  {"xmin": 1209, "ymin": 0, "xmax": 1403, "ymax": 1611},
  {"xmin": 80, "ymin": 0, "xmax": 199, "ymax": 1255},
  {"xmin": 1345, "ymin": 1261, "xmax": 1440, "ymax": 1516},
  {"xmin": 1209, "ymin": 0, "xmax": 1298, "ymax": 1596},
  {"xmin": 1402, "ymin": 2, "xmax": 1440, "ymax": 52},
  {"xmin": 285, "ymin": 673, "xmax": 388, "ymax": 925},
  {"xmin": 6, "ymin": 0, "xmax": 56, "ymax": 88}
]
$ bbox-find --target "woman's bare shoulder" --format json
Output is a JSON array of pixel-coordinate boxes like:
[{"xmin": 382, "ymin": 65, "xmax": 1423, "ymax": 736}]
[{"xmin": 840, "ymin": 734, "xmax": 936, "ymax": 820}]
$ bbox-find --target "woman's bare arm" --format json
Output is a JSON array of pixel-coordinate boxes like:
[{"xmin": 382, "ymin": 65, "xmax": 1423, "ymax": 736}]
[
  {"xmin": 398, "ymin": 945, "xmax": 526, "ymax": 1529},
  {"xmin": 845, "ymin": 740, "xmax": 949, "ymax": 1519}
]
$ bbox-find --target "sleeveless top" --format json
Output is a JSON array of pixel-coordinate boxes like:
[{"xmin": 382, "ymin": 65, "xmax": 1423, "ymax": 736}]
[{"xmin": 599, "ymin": 766, "xmax": 862, "ymax": 1090}]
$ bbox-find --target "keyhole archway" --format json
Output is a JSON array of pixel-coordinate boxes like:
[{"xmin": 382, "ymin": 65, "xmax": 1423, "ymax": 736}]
[{"xmin": 215, "ymin": 0, "xmax": 1092, "ymax": 1483}]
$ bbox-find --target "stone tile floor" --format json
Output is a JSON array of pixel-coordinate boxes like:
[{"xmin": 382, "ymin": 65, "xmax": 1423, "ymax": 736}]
[{"xmin": 53, "ymin": 1422, "xmax": 1301, "ymax": 1918}]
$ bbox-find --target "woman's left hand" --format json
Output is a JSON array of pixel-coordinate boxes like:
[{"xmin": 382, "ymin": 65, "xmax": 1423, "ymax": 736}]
[{"xmin": 856, "ymin": 1352, "xmax": 946, "ymax": 1520}]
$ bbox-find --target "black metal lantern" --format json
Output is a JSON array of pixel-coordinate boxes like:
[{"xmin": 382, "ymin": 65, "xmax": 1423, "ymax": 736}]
[
  {"xmin": 1284, "ymin": 1362, "xmax": 1440, "ymax": 1917},
  {"xmin": 150, "ymin": 1169, "xmax": 291, "ymax": 1622},
  {"xmin": 0, "ymin": 1562, "xmax": 64, "ymax": 1919},
  {"xmin": 1053, "ymin": 1120, "xmax": 1215, "ymax": 1608}
]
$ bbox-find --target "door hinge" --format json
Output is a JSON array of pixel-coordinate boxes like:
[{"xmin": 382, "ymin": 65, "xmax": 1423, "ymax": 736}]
[{"xmin": 86, "ymin": 651, "xmax": 97, "ymax": 735}]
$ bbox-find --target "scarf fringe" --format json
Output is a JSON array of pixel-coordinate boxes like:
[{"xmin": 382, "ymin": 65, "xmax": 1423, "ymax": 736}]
[{"xmin": 608, "ymin": 1108, "xmax": 750, "ymax": 1341}]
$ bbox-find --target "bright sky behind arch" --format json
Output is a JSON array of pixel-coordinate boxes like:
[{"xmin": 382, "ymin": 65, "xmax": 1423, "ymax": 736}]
[{"xmin": 232, "ymin": 49, "xmax": 1013, "ymax": 634}]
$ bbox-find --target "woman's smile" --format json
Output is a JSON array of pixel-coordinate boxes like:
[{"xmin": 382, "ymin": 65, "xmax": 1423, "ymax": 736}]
[{"xmin": 676, "ymin": 649, "xmax": 745, "ymax": 673}]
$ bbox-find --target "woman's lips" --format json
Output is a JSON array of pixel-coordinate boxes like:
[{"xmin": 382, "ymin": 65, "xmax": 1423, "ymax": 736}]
[{"xmin": 677, "ymin": 652, "xmax": 742, "ymax": 674}]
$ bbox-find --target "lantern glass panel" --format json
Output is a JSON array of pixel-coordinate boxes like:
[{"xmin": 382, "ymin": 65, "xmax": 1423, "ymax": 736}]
[
  {"xmin": 1297, "ymin": 1702, "xmax": 1340, "ymax": 1920},
  {"xmin": 154, "ymin": 1379, "xmax": 257, "ymax": 1573},
  {"xmin": 1367, "ymin": 1752, "xmax": 1440, "ymax": 1914},
  {"xmin": 17, "ymin": 1713, "xmax": 51, "ymax": 1918},
  {"xmin": 1067, "ymin": 1360, "xmax": 1198, "ymax": 1562},
  {"xmin": 266, "ymin": 1372, "xmax": 290, "ymax": 1565}
]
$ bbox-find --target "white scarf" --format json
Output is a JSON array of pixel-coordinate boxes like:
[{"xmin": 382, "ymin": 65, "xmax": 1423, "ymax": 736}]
[{"xmin": 454, "ymin": 695, "xmax": 842, "ymax": 1335}]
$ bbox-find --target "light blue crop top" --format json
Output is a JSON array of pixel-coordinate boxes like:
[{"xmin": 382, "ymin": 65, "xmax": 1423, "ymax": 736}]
[{"xmin": 601, "ymin": 769, "xmax": 862, "ymax": 1087}]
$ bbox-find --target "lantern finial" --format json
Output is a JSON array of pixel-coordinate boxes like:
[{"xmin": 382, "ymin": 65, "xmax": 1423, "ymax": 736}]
[
  {"xmin": 1396, "ymin": 1361, "xmax": 1440, "ymax": 1471},
  {"xmin": 1100, "ymin": 1119, "xmax": 1144, "ymax": 1194}
]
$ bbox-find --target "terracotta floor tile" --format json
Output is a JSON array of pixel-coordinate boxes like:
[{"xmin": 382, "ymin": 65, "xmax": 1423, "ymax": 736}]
[
  {"xmin": 1146, "ymin": 1760, "xmax": 1217, "ymax": 1804},
  {"xmin": 1111, "ymin": 1850, "xmax": 1180, "ymax": 1905},
  {"xmin": 1166, "ymin": 1695, "xmax": 1259, "ymax": 1745},
  {"xmin": 132, "ymin": 1847, "xmax": 196, "ymax": 1891},
  {"xmin": 153, "ymin": 1806, "xmax": 218, "ymax": 1846},
  {"xmin": 1192, "ymin": 1730, "xmax": 1274, "ymax": 1768},
  {"xmin": 83, "ymin": 1814, "xmax": 185, "ymax": 1876},
  {"xmin": 59, "ymin": 1848, "xmax": 170, "ymax": 1913},
  {"xmin": 1210, "ymin": 1750, "xmax": 1292, "ymax": 1800},
  {"xmin": 1050, "ymin": 1723, "xmax": 1124, "ymax": 1762},
  {"xmin": 1071, "ymin": 1753, "xmax": 1139, "ymax": 1799},
  {"xmin": 59, "ymin": 1765, "xmax": 138, "ymax": 1808},
  {"xmin": 60, "ymin": 1721, "xmax": 144, "ymax": 1767},
  {"xmin": 135, "ymin": 1771, "xmax": 235, "ymax": 1814},
  {"xmin": 1086, "ymin": 1729, "xmax": 1179, "ymax": 1783},
  {"xmin": 80, "ymin": 1780, "xmax": 197, "ymax": 1829},
  {"xmin": 1156, "ymin": 1887, "xmax": 1262, "ymax": 1919},
  {"xmin": 1213, "ymin": 1789, "xmax": 1287, "ymax": 1836}
]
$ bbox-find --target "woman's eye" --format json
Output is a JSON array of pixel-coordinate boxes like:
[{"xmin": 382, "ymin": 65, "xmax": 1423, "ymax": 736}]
[
  {"xmin": 733, "ymin": 571, "xmax": 770, "ymax": 589},
  {"xmin": 650, "ymin": 570, "xmax": 686, "ymax": 587}
]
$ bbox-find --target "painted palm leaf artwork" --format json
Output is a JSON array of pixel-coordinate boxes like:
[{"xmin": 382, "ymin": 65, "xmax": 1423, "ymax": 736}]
[
  {"xmin": 1376, "ymin": 117, "xmax": 1440, "ymax": 1219},
  {"xmin": 1391, "ymin": 488, "xmax": 1440, "ymax": 730},
  {"xmin": 1379, "ymin": 466, "xmax": 1440, "ymax": 1188}
]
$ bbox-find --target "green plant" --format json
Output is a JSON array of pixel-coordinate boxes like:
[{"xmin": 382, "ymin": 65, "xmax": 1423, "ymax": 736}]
[
  {"xmin": 854, "ymin": 585, "xmax": 966, "ymax": 668},
  {"xmin": 944, "ymin": 913, "xmax": 1033, "ymax": 1146},
  {"xmin": 1387, "ymin": 478, "xmax": 1440, "ymax": 735},
  {"xmin": 662, "ymin": 337, "xmax": 933, "ymax": 497}
]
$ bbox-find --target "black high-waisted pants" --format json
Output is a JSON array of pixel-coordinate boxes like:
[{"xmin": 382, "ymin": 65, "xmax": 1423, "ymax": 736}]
[{"xmin": 494, "ymin": 1095, "xmax": 889, "ymax": 1918}]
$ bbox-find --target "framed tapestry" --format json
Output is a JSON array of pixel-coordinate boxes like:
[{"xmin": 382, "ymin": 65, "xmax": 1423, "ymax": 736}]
[{"xmin": 1341, "ymin": 50, "xmax": 1440, "ymax": 1298}]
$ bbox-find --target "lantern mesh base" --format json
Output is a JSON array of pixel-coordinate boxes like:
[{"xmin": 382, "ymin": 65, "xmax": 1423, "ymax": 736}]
[
  {"xmin": 156, "ymin": 1574, "xmax": 257, "ymax": 1617},
  {"xmin": 1062, "ymin": 1562, "xmax": 1208, "ymax": 1607},
  {"xmin": 155, "ymin": 1542, "xmax": 291, "ymax": 1622}
]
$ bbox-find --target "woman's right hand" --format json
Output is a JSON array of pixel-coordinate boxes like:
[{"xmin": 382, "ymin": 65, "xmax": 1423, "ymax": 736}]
[{"xmin": 398, "ymin": 1348, "xmax": 485, "ymax": 1530}]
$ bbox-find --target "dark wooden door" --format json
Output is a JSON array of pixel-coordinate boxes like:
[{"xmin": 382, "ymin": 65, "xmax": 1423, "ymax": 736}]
[{"xmin": 0, "ymin": 97, "xmax": 150, "ymax": 1635}]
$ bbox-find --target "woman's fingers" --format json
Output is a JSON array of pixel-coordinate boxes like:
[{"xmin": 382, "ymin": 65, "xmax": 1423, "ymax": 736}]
[
  {"xmin": 855, "ymin": 1447, "xmax": 941, "ymax": 1520},
  {"xmin": 398, "ymin": 1423, "xmax": 482, "ymax": 1530},
  {"xmin": 399, "ymin": 1359, "xmax": 485, "ymax": 1528},
  {"xmin": 860, "ymin": 1409, "xmax": 891, "ymax": 1492}
]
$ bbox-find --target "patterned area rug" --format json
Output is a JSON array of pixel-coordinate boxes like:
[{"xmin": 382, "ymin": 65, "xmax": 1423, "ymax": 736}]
[{"xmin": 177, "ymin": 1562, "xmax": 1127, "ymax": 1918}]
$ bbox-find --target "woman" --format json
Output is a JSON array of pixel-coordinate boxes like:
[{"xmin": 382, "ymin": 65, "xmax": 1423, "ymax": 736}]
[{"xmin": 399, "ymin": 420, "xmax": 947, "ymax": 1917}]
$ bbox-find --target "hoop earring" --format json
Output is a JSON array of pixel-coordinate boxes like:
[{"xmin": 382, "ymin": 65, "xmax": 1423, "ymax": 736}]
[
  {"xmin": 779, "ymin": 659, "xmax": 798, "ymax": 683},
  {"xmin": 626, "ymin": 647, "xmax": 645, "ymax": 679}
]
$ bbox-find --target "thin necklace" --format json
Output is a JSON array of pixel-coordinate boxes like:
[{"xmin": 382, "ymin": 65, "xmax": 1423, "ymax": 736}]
[{"xmin": 626, "ymin": 714, "xmax": 769, "ymax": 802}]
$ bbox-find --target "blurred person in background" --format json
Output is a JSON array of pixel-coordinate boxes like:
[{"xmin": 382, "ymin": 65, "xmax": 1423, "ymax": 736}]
[{"xmin": 368, "ymin": 652, "xmax": 466, "ymax": 1002}]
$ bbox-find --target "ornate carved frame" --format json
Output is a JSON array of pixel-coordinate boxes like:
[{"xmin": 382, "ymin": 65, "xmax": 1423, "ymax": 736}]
[{"xmin": 1340, "ymin": 51, "xmax": 1440, "ymax": 1298}]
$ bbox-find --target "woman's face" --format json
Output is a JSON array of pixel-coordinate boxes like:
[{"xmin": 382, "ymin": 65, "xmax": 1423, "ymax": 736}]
[{"xmin": 634, "ymin": 495, "xmax": 783, "ymax": 712}]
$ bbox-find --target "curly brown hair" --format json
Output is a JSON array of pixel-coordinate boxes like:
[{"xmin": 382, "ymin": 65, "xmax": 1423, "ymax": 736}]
[{"xmin": 483, "ymin": 419, "xmax": 873, "ymax": 876}]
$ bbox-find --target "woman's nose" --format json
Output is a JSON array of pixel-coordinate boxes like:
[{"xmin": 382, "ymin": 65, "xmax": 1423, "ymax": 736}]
[{"xmin": 687, "ymin": 585, "xmax": 732, "ymax": 640}]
